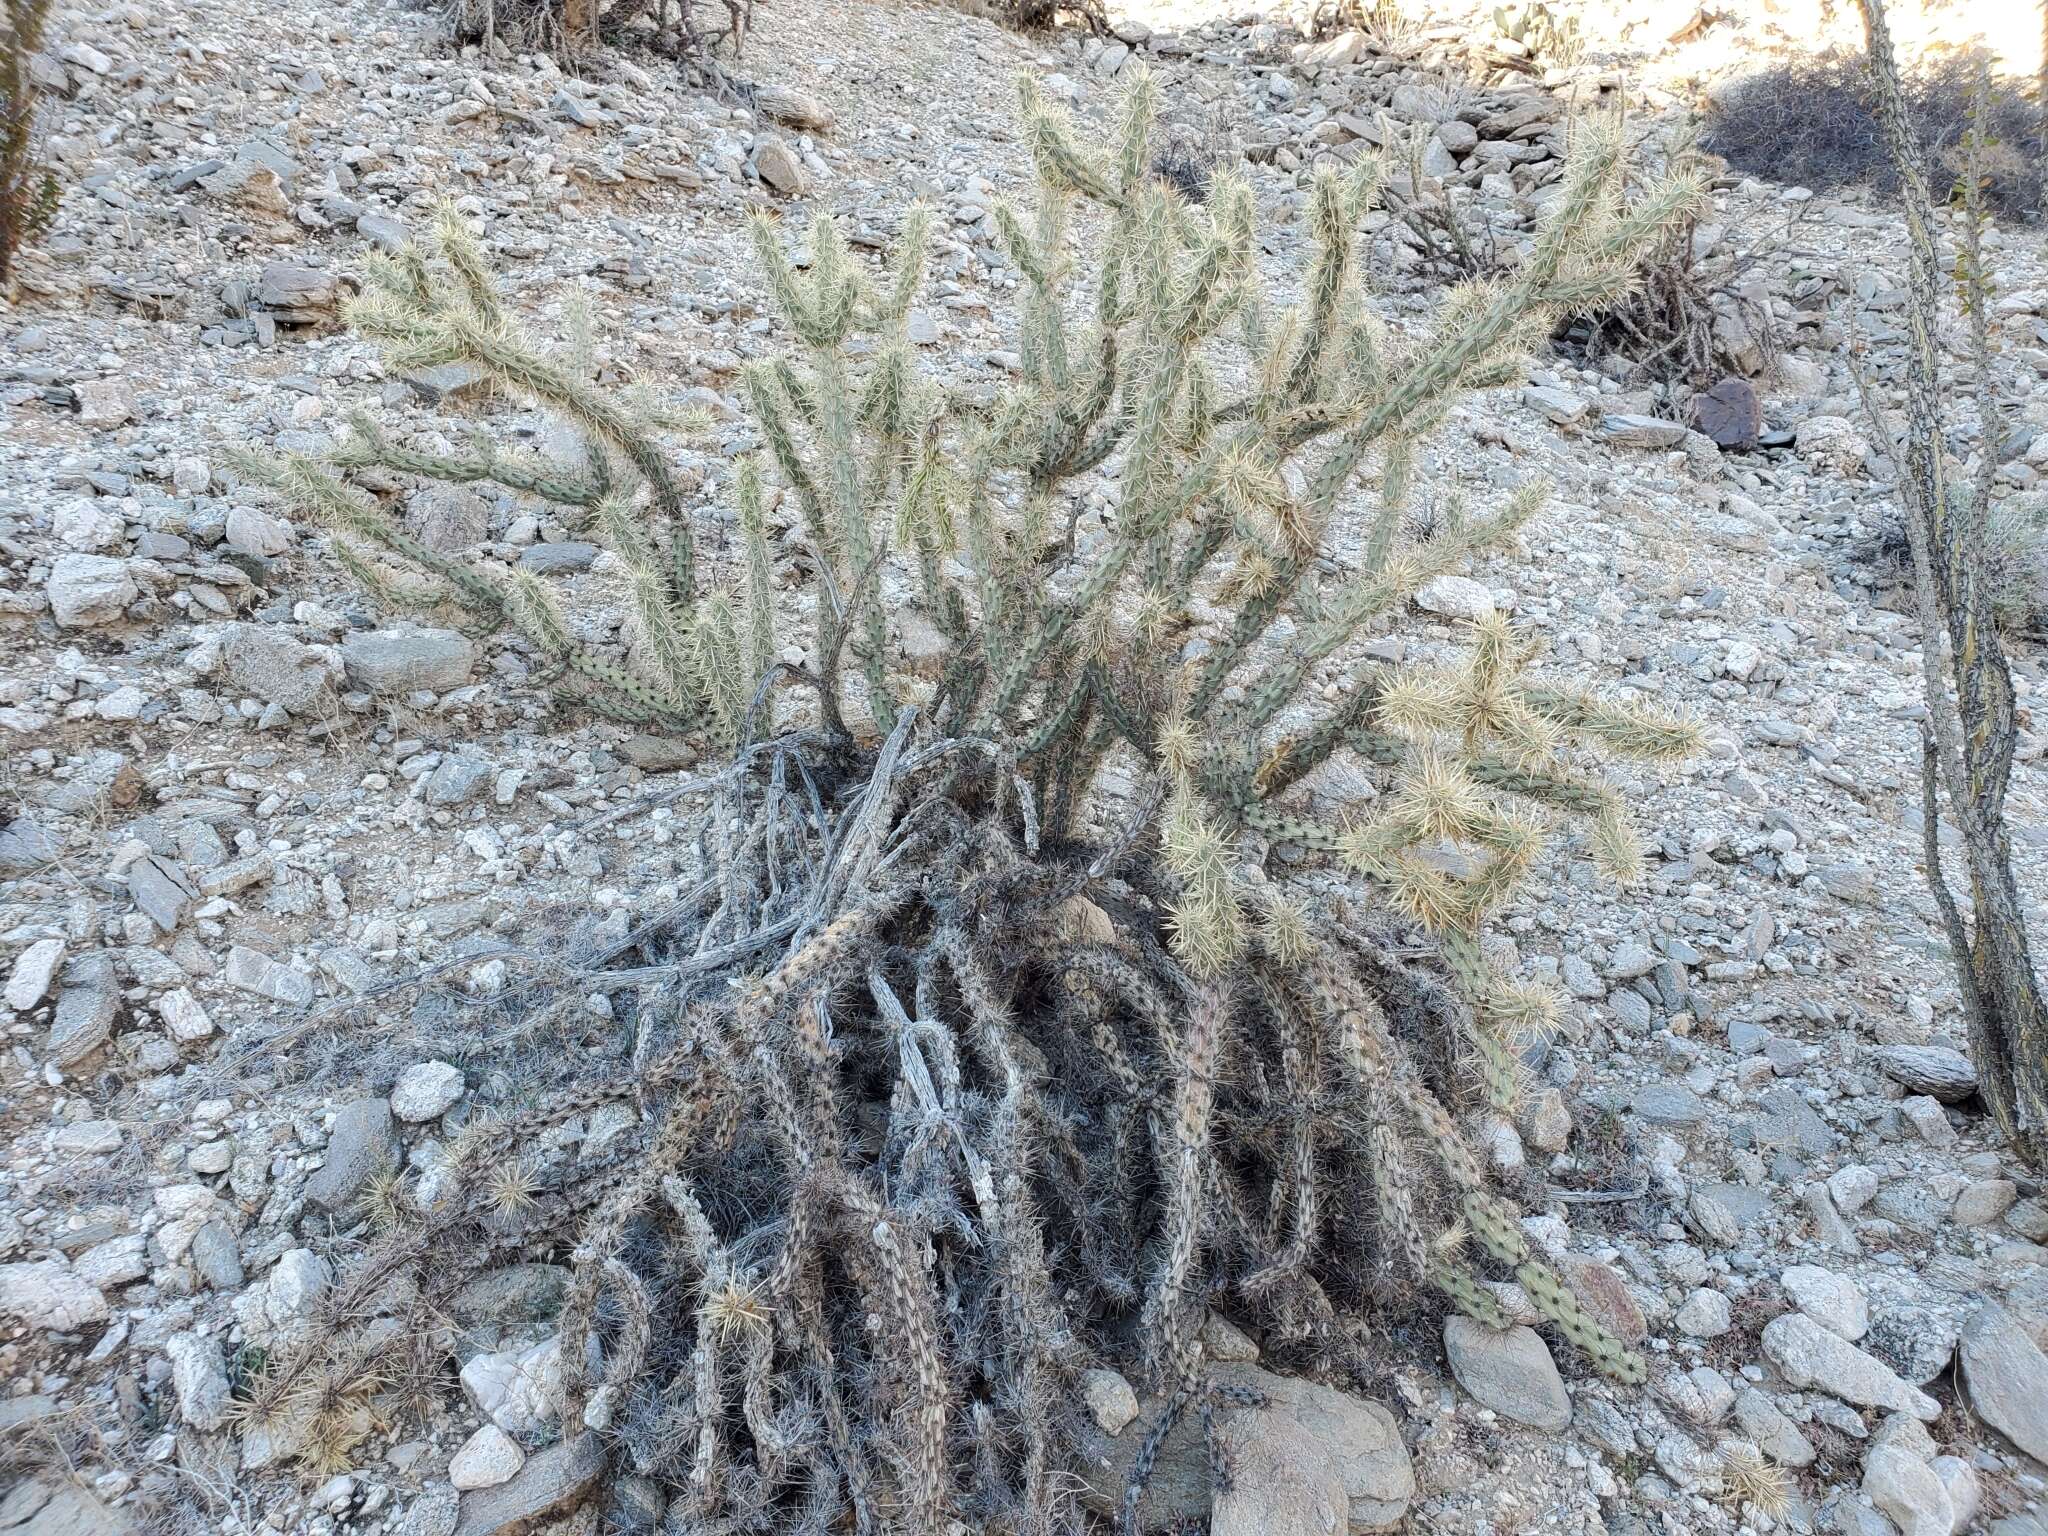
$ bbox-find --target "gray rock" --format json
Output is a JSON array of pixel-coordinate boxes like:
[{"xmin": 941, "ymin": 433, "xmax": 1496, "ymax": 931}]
[
  {"xmin": 159, "ymin": 987, "xmax": 214, "ymax": 1043},
  {"xmin": 0, "ymin": 1258, "xmax": 108, "ymax": 1332},
  {"xmin": 449, "ymin": 1424, "xmax": 525, "ymax": 1491},
  {"xmin": 47, "ymin": 554, "xmax": 136, "ymax": 628},
  {"xmin": 1081, "ymin": 1367, "xmax": 1139, "ymax": 1434},
  {"xmin": 234, "ymin": 1248, "xmax": 332, "ymax": 1347},
  {"xmin": 1827, "ymin": 1165, "xmax": 1880, "ymax": 1213},
  {"xmin": 752, "ymin": 137, "xmax": 806, "ymax": 196},
  {"xmin": 1608, "ymin": 940, "xmax": 1657, "ymax": 979},
  {"xmin": 392, "ymin": 1061, "xmax": 466, "ymax": 1122},
  {"xmin": 127, "ymin": 855, "xmax": 198, "ymax": 932},
  {"xmin": 1676, "ymin": 1288, "xmax": 1733, "ymax": 1337},
  {"xmin": 358, "ymin": 211, "xmax": 411, "ymax": 252},
  {"xmin": 0, "ymin": 1481, "xmax": 127, "ymax": 1536},
  {"xmin": 1817, "ymin": 860, "xmax": 1880, "ymax": 904},
  {"xmin": 1601, "ymin": 414, "xmax": 1690, "ymax": 449},
  {"xmin": 425, "ymin": 756, "xmax": 492, "ymax": 807},
  {"xmin": 1211, "ymin": 1407, "xmax": 1350, "ymax": 1536},
  {"xmin": 0, "ymin": 816, "xmax": 60, "ymax": 874},
  {"xmin": 223, "ymin": 505, "xmax": 293, "ymax": 558},
  {"xmin": 166, "ymin": 1332, "xmax": 231, "ymax": 1430},
  {"xmin": 1443, "ymin": 1318, "xmax": 1571, "ymax": 1431},
  {"xmin": 198, "ymin": 155, "xmax": 291, "ymax": 217},
  {"xmin": 1761, "ymin": 1313, "xmax": 1939, "ymax": 1420},
  {"xmin": 1199, "ymin": 1311, "xmax": 1259, "ymax": 1362},
  {"xmin": 49, "ymin": 953, "xmax": 119, "ymax": 1066},
  {"xmin": 452, "ymin": 1433, "xmax": 606, "ymax": 1536},
  {"xmin": 1885, "ymin": 1331, "xmax": 1966, "ymax": 1419},
  {"xmin": 1958, "ymin": 1302, "xmax": 2048, "ymax": 1465},
  {"xmin": 341, "ymin": 627, "xmax": 477, "ymax": 694},
  {"xmin": 1862, "ymin": 1443, "xmax": 1952, "ymax": 1536},
  {"xmin": 5, "ymin": 937, "xmax": 65, "ymax": 1010},
  {"xmin": 406, "ymin": 483, "xmax": 490, "ymax": 553},
  {"xmin": 52, "ymin": 1121, "xmax": 122, "ymax": 1160},
  {"xmin": 73, "ymin": 377, "xmax": 135, "ymax": 427},
  {"xmin": 1781, "ymin": 1265, "xmax": 1868, "ymax": 1341},
  {"xmin": 1412, "ymin": 573, "xmax": 1495, "ymax": 620},
  {"xmin": 463, "ymin": 1335, "xmax": 570, "ymax": 1434},
  {"xmin": 1734, "ymin": 1387, "xmax": 1817, "ymax": 1467},
  {"xmin": 1899, "ymin": 1095, "xmax": 1956, "ymax": 1146},
  {"xmin": 1871, "ymin": 1044, "xmax": 1977, "ymax": 1102},
  {"xmin": 1633, "ymin": 1082, "xmax": 1704, "ymax": 1127},
  {"xmin": 401, "ymin": 362, "xmax": 487, "ymax": 404},
  {"xmin": 517, "ymin": 541, "xmax": 600, "ymax": 573},
  {"xmin": 225, "ymin": 945, "xmax": 314, "ymax": 1006},
  {"xmin": 257, "ymin": 262, "xmax": 346, "ymax": 320},
  {"xmin": 305, "ymin": 1097, "xmax": 397, "ymax": 1212},
  {"xmin": 222, "ymin": 624, "xmax": 330, "ymax": 714},
  {"xmin": 1755, "ymin": 1086, "xmax": 1836, "ymax": 1157},
  {"xmin": 72, "ymin": 1234, "xmax": 145, "ymax": 1290},
  {"xmin": 1073, "ymin": 1362, "xmax": 1414, "ymax": 1531},
  {"xmin": 1689, "ymin": 1188, "xmax": 1742, "ymax": 1247},
  {"xmin": 1954, "ymin": 1177, "xmax": 2017, "ymax": 1227},
  {"xmin": 190, "ymin": 1220, "xmax": 244, "ymax": 1289}
]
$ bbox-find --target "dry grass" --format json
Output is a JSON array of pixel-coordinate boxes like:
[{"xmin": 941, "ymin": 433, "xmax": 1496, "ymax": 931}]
[{"xmin": 1701, "ymin": 49, "xmax": 2044, "ymax": 219}]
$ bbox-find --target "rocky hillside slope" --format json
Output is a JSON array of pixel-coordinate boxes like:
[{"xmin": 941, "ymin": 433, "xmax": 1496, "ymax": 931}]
[{"xmin": 3, "ymin": 0, "xmax": 2048, "ymax": 1533}]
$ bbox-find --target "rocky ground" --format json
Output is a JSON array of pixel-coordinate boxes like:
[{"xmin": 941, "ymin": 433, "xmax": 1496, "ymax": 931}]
[{"xmin": 5, "ymin": 0, "xmax": 2048, "ymax": 1533}]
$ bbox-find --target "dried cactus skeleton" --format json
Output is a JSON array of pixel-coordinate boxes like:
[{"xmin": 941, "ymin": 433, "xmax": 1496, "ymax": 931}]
[{"xmin": 235, "ymin": 67, "xmax": 1703, "ymax": 1531}]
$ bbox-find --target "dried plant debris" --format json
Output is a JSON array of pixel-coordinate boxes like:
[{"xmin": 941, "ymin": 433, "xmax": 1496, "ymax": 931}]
[
  {"xmin": 232, "ymin": 728, "xmax": 1645, "ymax": 1532},
  {"xmin": 1701, "ymin": 47, "xmax": 2043, "ymax": 219}
]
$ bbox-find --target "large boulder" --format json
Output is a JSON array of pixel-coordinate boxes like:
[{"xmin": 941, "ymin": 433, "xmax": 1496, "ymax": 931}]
[
  {"xmin": 1959, "ymin": 1303, "xmax": 2048, "ymax": 1465},
  {"xmin": 1072, "ymin": 1361, "xmax": 1414, "ymax": 1532},
  {"xmin": 47, "ymin": 555, "xmax": 136, "ymax": 628}
]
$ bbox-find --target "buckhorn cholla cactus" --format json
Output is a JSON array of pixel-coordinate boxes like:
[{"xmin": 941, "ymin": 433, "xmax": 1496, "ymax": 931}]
[{"xmin": 247, "ymin": 69, "xmax": 1700, "ymax": 1388}]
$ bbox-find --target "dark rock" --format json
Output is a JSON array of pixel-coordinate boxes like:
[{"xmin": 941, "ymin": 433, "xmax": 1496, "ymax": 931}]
[
  {"xmin": 1691, "ymin": 375, "xmax": 1763, "ymax": 450},
  {"xmin": 305, "ymin": 1097, "xmax": 397, "ymax": 1212},
  {"xmin": 0, "ymin": 816, "xmax": 60, "ymax": 874}
]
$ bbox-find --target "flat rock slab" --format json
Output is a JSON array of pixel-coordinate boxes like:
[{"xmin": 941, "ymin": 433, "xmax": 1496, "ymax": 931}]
[
  {"xmin": 1959, "ymin": 1302, "xmax": 2048, "ymax": 1466},
  {"xmin": 1211, "ymin": 1408, "xmax": 1350, "ymax": 1536},
  {"xmin": 127, "ymin": 854, "xmax": 198, "ymax": 931},
  {"xmin": 5, "ymin": 937, "xmax": 66, "ymax": 1010},
  {"xmin": 1073, "ymin": 1360, "xmax": 1414, "ymax": 1532},
  {"xmin": 225, "ymin": 945, "xmax": 314, "ymax": 1007},
  {"xmin": 1632, "ymin": 1082, "xmax": 1705, "ymax": 1127},
  {"xmin": 1761, "ymin": 1312, "xmax": 1938, "ymax": 1420},
  {"xmin": 340, "ymin": 627, "xmax": 477, "ymax": 694},
  {"xmin": 1443, "ymin": 1317, "xmax": 1572, "ymax": 1431},
  {"xmin": 305, "ymin": 1097, "xmax": 396, "ymax": 1212},
  {"xmin": 1872, "ymin": 1044, "xmax": 1978, "ymax": 1102},
  {"xmin": 49, "ymin": 953, "xmax": 119, "ymax": 1066},
  {"xmin": 453, "ymin": 1433, "xmax": 605, "ymax": 1536}
]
